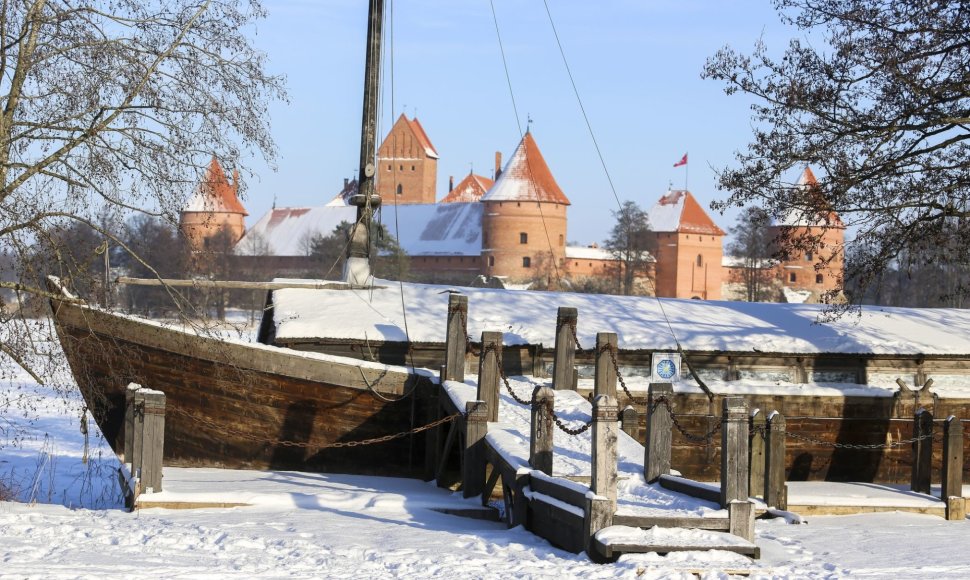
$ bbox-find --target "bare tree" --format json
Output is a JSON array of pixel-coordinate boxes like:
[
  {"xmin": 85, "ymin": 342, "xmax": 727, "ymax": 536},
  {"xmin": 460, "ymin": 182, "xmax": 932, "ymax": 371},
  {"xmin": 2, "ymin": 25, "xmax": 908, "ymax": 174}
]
[
  {"xmin": 703, "ymin": 0, "xmax": 970, "ymax": 312},
  {"xmin": 0, "ymin": 2, "xmax": 284, "ymax": 382},
  {"xmin": 604, "ymin": 201, "xmax": 652, "ymax": 295},
  {"xmin": 727, "ymin": 207, "xmax": 777, "ymax": 302}
]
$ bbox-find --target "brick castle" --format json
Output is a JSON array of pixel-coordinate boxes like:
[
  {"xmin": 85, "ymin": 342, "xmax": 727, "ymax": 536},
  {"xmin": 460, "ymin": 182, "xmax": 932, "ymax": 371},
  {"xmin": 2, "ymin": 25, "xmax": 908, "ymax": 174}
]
[{"xmin": 182, "ymin": 115, "xmax": 844, "ymax": 302}]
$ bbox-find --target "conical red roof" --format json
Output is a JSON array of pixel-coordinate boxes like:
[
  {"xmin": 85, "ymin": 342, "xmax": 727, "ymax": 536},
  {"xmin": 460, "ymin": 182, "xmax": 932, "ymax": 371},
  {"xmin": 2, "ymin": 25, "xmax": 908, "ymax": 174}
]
[
  {"xmin": 184, "ymin": 156, "xmax": 247, "ymax": 215},
  {"xmin": 481, "ymin": 132, "xmax": 570, "ymax": 204},
  {"xmin": 646, "ymin": 190, "xmax": 724, "ymax": 235},
  {"xmin": 440, "ymin": 173, "xmax": 494, "ymax": 203}
]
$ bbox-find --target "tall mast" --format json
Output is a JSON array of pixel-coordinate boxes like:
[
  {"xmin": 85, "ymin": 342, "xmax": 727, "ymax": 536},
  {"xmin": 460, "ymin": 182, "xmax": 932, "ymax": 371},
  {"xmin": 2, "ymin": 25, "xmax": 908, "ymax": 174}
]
[{"xmin": 343, "ymin": 0, "xmax": 384, "ymax": 284}]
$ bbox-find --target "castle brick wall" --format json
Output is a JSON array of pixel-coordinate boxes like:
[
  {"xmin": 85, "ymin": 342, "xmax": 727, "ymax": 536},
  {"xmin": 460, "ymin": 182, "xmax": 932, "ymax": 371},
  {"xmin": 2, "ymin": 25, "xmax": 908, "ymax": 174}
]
[{"xmin": 481, "ymin": 200, "xmax": 567, "ymax": 282}]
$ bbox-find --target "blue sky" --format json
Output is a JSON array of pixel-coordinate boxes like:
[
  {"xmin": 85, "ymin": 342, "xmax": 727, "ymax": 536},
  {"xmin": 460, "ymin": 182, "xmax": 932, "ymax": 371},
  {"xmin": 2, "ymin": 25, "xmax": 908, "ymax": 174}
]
[{"xmin": 243, "ymin": 0, "xmax": 797, "ymax": 244}]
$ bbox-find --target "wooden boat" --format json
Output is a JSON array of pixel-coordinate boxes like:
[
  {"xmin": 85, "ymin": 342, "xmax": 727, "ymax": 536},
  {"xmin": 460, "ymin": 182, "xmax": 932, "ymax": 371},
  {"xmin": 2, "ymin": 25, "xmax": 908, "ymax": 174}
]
[{"xmin": 48, "ymin": 277, "xmax": 435, "ymax": 476}]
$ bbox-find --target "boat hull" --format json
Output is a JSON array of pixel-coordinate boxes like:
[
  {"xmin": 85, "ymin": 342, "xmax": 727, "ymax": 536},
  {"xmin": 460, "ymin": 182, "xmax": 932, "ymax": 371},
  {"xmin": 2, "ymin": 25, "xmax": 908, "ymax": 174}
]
[{"xmin": 50, "ymin": 297, "xmax": 434, "ymax": 476}]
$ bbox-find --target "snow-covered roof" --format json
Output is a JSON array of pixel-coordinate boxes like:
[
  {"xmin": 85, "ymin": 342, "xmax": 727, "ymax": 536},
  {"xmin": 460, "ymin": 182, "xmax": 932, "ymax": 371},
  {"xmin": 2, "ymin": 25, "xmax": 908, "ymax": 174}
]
[
  {"xmin": 388, "ymin": 202, "xmax": 483, "ymax": 256},
  {"xmin": 239, "ymin": 202, "xmax": 483, "ymax": 258},
  {"xmin": 440, "ymin": 173, "xmax": 493, "ymax": 203},
  {"xmin": 565, "ymin": 245, "xmax": 615, "ymax": 261},
  {"xmin": 775, "ymin": 167, "xmax": 844, "ymax": 228},
  {"xmin": 481, "ymin": 132, "xmax": 570, "ymax": 205},
  {"xmin": 646, "ymin": 190, "xmax": 723, "ymax": 235},
  {"xmin": 271, "ymin": 280, "xmax": 970, "ymax": 356},
  {"xmin": 239, "ymin": 206, "xmax": 357, "ymax": 256},
  {"xmin": 721, "ymin": 255, "xmax": 776, "ymax": 268},
  {"xmin": 183, "ymin": 156, "xmax": 247, "ymax": 215}
]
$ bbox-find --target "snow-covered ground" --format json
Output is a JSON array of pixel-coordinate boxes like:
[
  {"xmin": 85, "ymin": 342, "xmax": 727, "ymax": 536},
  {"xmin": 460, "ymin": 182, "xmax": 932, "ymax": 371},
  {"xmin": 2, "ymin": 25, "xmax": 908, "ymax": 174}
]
[{"xmin": 2, "ymin": 317, "xmax": 970, "ymax": 578}]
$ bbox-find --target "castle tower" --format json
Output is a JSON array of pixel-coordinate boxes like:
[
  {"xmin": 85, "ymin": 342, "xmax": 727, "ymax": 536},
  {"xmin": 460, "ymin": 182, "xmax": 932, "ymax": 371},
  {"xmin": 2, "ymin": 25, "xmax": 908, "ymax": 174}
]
[
  {"xmin": 769, "ymin": 167, "xmax": 845, "ymax": 295},
  {"xmin": 480, "ymin": 131, "xmax": 569, "ymax": 283},
  {"xmin": 179, "ymin": 156, "xmax": 248, "ymax": 253},
  {"xmin": 376, "ymin": 114, "xmax": 439, "ymax": 204},
  {"xmin": 440, "ymin": 172, "xmax": 493, "ymax": 203},
  {"xmin": 646, "ymin": 190, "xmax": 725, "ymax": 299}
]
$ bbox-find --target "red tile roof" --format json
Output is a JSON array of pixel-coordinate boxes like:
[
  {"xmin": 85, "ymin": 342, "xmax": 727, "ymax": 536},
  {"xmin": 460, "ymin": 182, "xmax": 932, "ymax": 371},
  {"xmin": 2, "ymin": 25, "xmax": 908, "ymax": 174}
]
[
  {"xmin": 481, "ymin": 132, "xmax": 570, "ymax": 205},
  {"xmin": 440, "ymin": 173, "xmax": 494, "ymax": 203},
  {"xmin": 402, "ymin": 115, "xmax": 439, "ymax": 159},
  {"xmin": 648, "ymin": 190, "xmax": 724, "ymax": 235},
  {"xmin": 184, "ymin": 156, "xmax": 247, "ymax": 215}
]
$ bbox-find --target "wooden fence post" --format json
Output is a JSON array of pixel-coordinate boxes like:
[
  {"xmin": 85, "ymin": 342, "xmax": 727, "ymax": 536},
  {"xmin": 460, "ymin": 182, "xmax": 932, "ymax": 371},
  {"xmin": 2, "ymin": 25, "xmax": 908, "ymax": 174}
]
[
  {"xmin": 477, "ymin": 331, "xmax": 502, "ymax": 422},
  {"xmin": 583, "ymin": 496, "xmax": 612, "ymax": 558},
  {"xmin": 594, "ymin": 333, "xmax": 617, "ymax": 400},
  {"xmin": 728, "ymin": 500, "xmax": 755, "ymax": 542},
  {"xmin": 720, "ymin": 396, "xmax": 749, "ymax": 508},
  {"xmin": 463, "ymin": 401, "xmax": 488, "ymax": 499},
  {"xmin": 942, "ymin": 415, "xmax": 965, "ymax": 520},
  {"xmin": 530, "ymin": 387, "xmax": 554, "ymax": 475},
  {"xmin": 444, "ymin": 294, "xmax": 467, "ymax": 382},
  {"xmin": 911, "ymin": 407, "xmax": 933, "ymax": 494},
  {"xmin": 749, "ymin": 409, "xmax": 766, "ymax": 499},
  {"xmin": 138, "ymin": 388, "xmax": 166, "ymax": 493},
  {"xmin": 644, "ymin": 383, "xmax": 673, "ymax": 483},
  {"xmin": 764, "ymin": 411, "xmax": 788, "ymax": 510},
  {"xmin": 124, "ymin": 383, "xmax": 141, "ymax": 467},
  {"xmin": 620, "ymin": 405, "xmax": 638, "ymax": 440},
  {"xmin": 592, "ymin": 394, "xmax": 619, "ymax": 514},
  {"xmin": 552, "ymin": 307, "xmax": 578, "ymax": 391}
]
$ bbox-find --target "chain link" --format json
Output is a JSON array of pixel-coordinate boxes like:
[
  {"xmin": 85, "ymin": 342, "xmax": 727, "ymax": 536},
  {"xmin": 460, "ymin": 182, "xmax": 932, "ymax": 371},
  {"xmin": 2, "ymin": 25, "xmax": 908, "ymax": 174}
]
[
  {"xmin": 650, "ymin": 395, "xmax": 722, "ymax": 443},
  {"xmin": 603, "ymin": 342, "xmax": 642, "ymax": 402},
  {"xmin": 562, "ymin": 318, "xmax": 585, "ymax": 354},
  {"xmin": 784, "ymin": 429, "xmax": 935, "ymax": 450},
  {"xmin": 486, "ymin": 343, "xmax": 594, "ymax": 436},
  {"xmin": 168, "ymin": 405, "xmax": 461, "ymax": 449}
]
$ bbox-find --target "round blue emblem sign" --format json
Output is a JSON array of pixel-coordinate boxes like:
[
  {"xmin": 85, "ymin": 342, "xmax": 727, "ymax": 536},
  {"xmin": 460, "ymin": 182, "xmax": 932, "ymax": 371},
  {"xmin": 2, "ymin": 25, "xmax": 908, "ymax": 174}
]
[{"xmin": 656, "ymin": 359, "xmax": 676, "ymax": 380}]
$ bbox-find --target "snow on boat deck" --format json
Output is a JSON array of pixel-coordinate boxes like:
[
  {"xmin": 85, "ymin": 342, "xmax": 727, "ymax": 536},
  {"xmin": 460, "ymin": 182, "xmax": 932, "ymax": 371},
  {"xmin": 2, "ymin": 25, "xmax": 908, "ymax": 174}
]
[{"xmin": 271, "ymin": 278, "xmax": 970, "ymax": 356}]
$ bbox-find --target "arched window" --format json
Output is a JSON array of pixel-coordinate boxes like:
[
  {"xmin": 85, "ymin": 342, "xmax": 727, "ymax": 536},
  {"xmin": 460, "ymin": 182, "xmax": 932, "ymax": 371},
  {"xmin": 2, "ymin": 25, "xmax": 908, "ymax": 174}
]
[
  {"xmin": 559, "ymin": 234, "xmax": 564, "ymax": 246},
  {"xmin": 520, "ymin": 232, "xmax": 528, "ymax": 244},
  {"xmin": 696, "ymin": 254, "xmax": 703, "ymax": 267},
  {"xmin": 789, "ymin": 272, "xmax": 797, "ymax": 283},
  {"xmin": 396, "ymin": 184, "xmax": 403, "ymax": 196},
  {"xmin": 816, "ymin": 274, "xmax": 823, "ymax": 284},
  {"xmin": 523, "ymin": 257, "xmax": 531, "ymax": 268}
]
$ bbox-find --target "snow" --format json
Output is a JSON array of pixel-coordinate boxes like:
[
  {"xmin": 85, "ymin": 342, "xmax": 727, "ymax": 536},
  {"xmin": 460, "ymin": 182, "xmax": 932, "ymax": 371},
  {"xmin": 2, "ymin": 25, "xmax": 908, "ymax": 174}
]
[
  {"xmin": 239, "ymin": 203, "xmax": 483, "ymax": 257},
  {"xmin": 4, "ymin": 318, "xmax": 970, "ymax": 578},
  {"xmin": 272, "ymin": 278, "xmax": 970, "ymax": 357},
  {"xmin": 566, "ymin": 245, "xmax": 618, "ymax": 261},
  {"xmin": 596, "ymin": 525, "xmax": 755, "ymax": 550}
]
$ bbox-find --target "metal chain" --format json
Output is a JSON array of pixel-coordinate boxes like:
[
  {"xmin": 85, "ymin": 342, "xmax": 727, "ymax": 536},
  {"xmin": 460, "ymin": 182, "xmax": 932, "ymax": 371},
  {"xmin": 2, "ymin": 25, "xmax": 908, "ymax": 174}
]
[
  {"xmin": 597, "ymin": 343, "xmax": 648, "ymax": 404},
  {"xmin": 168, "ymin": 405, "xmax": 462, "ymax": 449},
  {"xmin": 487, "ymin": 343, "xmax": 593, "ymax": 436},
  {"xmin": 450, "ymin": 306, "xmax": 480, "ymax": 356},
  {"xmin": 562, "ymin": 318, "xmax": 585, "ymax": 353},
  {"xmin": 651, "ymin": 395, "xmax": 722, "ymax": 443},
  {"xmin": 784, "ymin": 430, "xmax": 935, "ymax": 450}
]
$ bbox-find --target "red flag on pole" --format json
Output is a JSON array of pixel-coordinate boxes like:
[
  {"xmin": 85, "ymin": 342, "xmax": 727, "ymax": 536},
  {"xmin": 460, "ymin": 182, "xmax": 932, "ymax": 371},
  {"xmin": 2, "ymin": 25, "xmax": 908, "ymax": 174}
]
[{"xmin": 673, "ymin": 153, "xmax": 687, "ymax": 167}]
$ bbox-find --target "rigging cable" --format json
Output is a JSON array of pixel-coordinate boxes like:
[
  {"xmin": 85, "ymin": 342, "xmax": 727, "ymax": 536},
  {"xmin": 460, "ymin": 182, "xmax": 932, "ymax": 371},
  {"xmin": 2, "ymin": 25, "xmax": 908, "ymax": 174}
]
[
  {"xmin": 541, "ymin": 0, "xmax": 713, "ymax": 400},
  {"xmin": 489, "ymin": 2, "xmax": 565, "ymax": 290}
]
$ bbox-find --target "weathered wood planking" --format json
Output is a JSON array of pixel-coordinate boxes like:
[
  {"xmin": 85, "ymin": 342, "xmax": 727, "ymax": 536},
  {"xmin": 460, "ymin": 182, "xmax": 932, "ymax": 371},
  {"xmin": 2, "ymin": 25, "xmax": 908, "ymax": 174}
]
[{"xmin": 51, "ymin": 299, "xmax": 434, "ymax": 476}]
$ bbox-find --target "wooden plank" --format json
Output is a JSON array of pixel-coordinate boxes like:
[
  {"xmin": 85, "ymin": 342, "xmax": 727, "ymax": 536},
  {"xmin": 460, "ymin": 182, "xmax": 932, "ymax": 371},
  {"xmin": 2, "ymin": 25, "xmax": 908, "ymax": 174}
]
[
  {"xmin": 592, "ymin": 535, "xmax": 760, "ymax": 559},
  {"xmin": 552, "ymin": 307, "xmax": 577, "ymax": 391},
  {"xmin": 584, "ymin": 496, "xmax": 613, "ymax": 558},
  {"xmin": 139, "ymin": 389, "xmax": 166, "ymax": 493},
  {"xmin": 749, "ymin": 409, "xmax": 766, "ymax": 499},
  {"xmin": 593, "ymin": 333, "xmax": 617, "ymax": 400},
  {"xmin": 117, "ymin": 277, "xmax": 381, "ymax": 291},
  {"xmin": 941, "ymin": 415, "xmax": 964, "ymax": 505},
  {"xmin": 124, "ymin": 383, "xmax": 141, "ymax": 465},
  {"xmin": 591, "ymin": 394, "xmax": 619, "ymax": 513},
  {"xmin": 530, "ymin": 387, "xmax": 554, "ymax": 475},
  {"xmin": 444, "ymin": 294, "xmax": 467, "ymax": 382},
  {"xmin": 478, "ymin": 331, "xmax": 502, "ymax": 423},
  {"xmin": 620, "ymin": 405, "xmax": 638, "ymax": 441},
  {"xmin": 463, "ymin": 401, "xmax": 488, "ymax": 499},
  {"xmin": 482, "ymin": 466, "xmax": 501, "ymax": 506},
  {"xmin": 764, "ymin": 412, "xmax": 787, "ymax": 510},
  {"xmin": 529, "ymin": 475, "xmax": 588, "ymax": 508},
  {"xmin": 658, "ymin": 474, "xmax": 721, "ymax": 504},
  {"xmin": 611, "ymin": 513, "xmax": 729, "ymax": 530},
  {"xmin": 721, "ymin": 396, "xmax": 749, "ymax": 507},
  {"xmin": 527, "ymin": 493, "xmax": 586, "ymax": 553},
  {"xmin": 645, "ymin": 383, "xmax": 673, "ymax": 482},
  {"xmin": 435, "ymin": 418, "xmax": 459, "ymax": 485},
  {"xmin": 911, "ymin": 408, "xmax": 933, "ymax": 494},
  {"xmin": 728, "ymin": 500, "xmax": 755, "ymax": 542}
]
